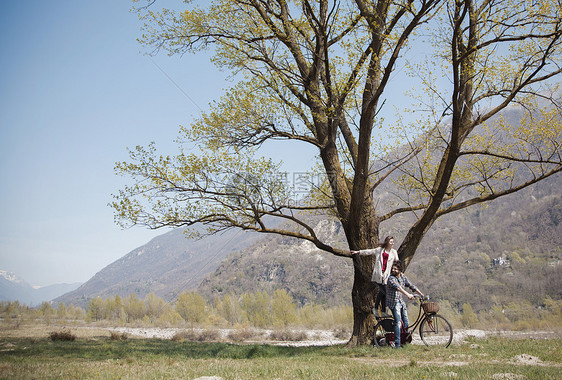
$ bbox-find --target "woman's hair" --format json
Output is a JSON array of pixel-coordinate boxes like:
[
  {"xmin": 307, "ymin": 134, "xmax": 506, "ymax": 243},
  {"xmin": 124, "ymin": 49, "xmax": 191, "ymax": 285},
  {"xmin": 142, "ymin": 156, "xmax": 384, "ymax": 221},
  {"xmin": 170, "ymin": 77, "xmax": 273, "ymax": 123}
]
[{"xmin": 379, "ymin": 235, "xmax": 394, "ymax": 249}]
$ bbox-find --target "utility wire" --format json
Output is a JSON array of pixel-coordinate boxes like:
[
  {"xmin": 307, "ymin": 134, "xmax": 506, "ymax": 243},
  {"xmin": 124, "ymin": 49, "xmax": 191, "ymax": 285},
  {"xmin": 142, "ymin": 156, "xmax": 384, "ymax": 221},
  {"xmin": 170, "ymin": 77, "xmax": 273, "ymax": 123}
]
[{"xmin": 149, "ymin": 56, "xmax": 204, "ymax": 112}]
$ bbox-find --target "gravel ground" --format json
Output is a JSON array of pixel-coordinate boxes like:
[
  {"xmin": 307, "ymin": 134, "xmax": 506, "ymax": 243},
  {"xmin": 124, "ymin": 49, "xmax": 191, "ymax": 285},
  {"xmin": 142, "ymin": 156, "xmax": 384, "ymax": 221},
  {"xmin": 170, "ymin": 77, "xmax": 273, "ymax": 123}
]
[
  {"xmin": 109, "ymin": 327, "xmax": 349, "ymax": 346},
  {"xmin": 106, "ymin": 327, "xmax": 558, "ymax": 346}
]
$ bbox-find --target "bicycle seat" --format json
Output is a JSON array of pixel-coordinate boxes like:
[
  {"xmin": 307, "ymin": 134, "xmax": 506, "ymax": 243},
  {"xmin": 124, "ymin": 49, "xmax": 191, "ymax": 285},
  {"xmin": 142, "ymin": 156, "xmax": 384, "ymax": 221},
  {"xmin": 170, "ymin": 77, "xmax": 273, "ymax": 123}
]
[{"xmin": 377, "ymin": 318, "xmax": 395, "ymax": 332}]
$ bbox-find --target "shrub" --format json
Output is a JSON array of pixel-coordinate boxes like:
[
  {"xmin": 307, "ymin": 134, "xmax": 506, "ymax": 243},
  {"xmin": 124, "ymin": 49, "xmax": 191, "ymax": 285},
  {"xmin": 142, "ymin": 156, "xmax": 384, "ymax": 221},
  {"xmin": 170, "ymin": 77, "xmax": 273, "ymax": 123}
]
[
  {"xmin": 172, "ymin": 329, "xmax": 221, "ymax": 342},
  {"xmin": 460, "ymin": 303, "xmax": 479, "ymax": 327},
  {"xmin": 170, "ymin": 331, "xmax": 184, "ymax": 341},
  {"xmin": 333, "ymin": 327, "xmax": 351, "ymax": 340},
  {"xmin": 110, "ymin": 331, "xmax": 128, "ymax": 341},
  {"xmin": 227, "ymin": 328, "xmax": 262, "ymax": 342},
  {"xmin": 49, "ymin": 329, "xmax": 76, "ymax": 341},
  {"xmin": 198, "ymin": 329, "xmax": 221, "ymax": 342},
  {"xmin": 268, "ymin": 329, "xmax": 308, "ymax": 342}
]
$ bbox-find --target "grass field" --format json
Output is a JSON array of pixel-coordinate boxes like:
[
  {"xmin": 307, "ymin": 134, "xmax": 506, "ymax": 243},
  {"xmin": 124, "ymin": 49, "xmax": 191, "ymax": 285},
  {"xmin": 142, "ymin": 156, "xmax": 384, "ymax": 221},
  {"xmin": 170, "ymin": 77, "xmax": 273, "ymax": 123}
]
[{"xmin": 1, "ymin": 325, "xmax": 560, "ymax": 379}]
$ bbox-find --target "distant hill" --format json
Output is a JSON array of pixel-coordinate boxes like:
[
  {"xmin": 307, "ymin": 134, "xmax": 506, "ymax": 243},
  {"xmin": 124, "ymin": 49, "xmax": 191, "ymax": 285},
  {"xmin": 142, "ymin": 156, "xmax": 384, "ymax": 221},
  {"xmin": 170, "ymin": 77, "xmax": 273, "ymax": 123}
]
[
  {"xmin": 406, "ymin": 173, "xmax": 562, "ymax": 311},
  {"xmin": 198, "ymin": 218, "xmax": 353, "ymax": 306},
  {"xmin": 53, "ymin": 227, "xmax": 260, "ymax": 308},
  {"xmin": 198, "ymin": 174, "xmax": 561, "ymax": 312},
  {"xmin": 0, "ymin": 271, "xmax": 81, "ymax": 306}
]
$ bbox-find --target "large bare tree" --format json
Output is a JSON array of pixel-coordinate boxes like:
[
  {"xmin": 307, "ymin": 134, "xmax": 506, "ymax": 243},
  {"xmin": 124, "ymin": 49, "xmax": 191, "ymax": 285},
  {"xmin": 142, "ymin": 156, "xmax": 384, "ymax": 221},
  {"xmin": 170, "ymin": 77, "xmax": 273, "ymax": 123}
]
[{"xmin": 114, "ymin": 0, "xmax": 562, "ymax": 345}]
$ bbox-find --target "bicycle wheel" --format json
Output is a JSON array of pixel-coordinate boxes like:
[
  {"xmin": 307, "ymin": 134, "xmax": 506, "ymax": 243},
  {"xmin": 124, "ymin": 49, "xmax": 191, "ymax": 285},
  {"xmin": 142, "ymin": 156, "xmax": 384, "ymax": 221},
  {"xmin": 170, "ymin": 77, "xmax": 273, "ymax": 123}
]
[
  {"xmin": 419, "ymin": 314, "xmax": 453, "ymax": 347},
  {"xmin": 373, "ymin": 320, "xmax": 391, "ymax": 348}
]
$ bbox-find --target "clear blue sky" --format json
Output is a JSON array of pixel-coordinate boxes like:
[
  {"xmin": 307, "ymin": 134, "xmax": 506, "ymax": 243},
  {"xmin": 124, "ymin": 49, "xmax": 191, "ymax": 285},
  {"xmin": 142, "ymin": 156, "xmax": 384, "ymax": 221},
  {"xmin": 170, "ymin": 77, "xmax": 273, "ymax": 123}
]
[
  {"xmin": 0, "ymin": 0, "xmax": 197, "ymax": 286},
  {"xmin": 0, "ymin": 0, "xmax": 321, "ymax": 287},
  {"xmin": 1, "ymin": 1, "xmax": 427, "ymax": 287}
]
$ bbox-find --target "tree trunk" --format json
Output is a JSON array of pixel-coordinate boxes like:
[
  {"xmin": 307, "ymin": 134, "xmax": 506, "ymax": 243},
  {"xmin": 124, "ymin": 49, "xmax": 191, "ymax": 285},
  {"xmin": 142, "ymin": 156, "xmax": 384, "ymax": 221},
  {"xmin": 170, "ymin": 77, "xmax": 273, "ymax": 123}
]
[
  {"xmin": 348, "ymin": 259, "xmax": 379, "ymax": 346},
  {"xmin": 345, "ymin": 202, "xmax": 380, "ymax": 346}
]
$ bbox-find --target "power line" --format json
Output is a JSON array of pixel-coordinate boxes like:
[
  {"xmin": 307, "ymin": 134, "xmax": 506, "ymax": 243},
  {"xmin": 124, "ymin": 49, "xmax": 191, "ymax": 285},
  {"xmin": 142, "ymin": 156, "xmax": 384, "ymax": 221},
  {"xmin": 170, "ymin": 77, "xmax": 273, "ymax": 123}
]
[{"xmin": 148, "ymin": 56, "xmax": 203, "ymax": 112}]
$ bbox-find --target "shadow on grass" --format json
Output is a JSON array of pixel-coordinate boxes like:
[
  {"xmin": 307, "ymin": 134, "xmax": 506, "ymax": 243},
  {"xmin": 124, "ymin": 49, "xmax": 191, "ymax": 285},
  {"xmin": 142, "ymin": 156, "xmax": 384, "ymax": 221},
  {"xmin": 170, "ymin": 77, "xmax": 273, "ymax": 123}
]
[{"xmin": 0, "ymin": 338, "xmax": 354, "ymax": 361}]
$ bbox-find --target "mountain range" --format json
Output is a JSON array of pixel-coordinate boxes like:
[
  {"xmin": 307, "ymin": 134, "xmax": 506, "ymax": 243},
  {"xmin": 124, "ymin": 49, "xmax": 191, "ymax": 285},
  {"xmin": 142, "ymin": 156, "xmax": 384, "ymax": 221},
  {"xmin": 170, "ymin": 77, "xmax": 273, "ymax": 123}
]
[
  {"xmin": 53, "ymin": 227, "xmax": 260, "ymax": 308},
  {"xmin": 0, "ymin": 270, "xmax": 81, "ymax": 306}
]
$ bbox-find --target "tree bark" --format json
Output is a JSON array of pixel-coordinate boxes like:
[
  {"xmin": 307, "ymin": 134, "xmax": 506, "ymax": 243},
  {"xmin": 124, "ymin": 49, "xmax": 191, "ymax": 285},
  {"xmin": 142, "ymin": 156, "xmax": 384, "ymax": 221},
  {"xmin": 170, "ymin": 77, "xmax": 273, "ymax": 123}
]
[
  {"xmin": 349, "ymin": 258, "xmax": 379, "ymax": 346},
  {"xmin": 345, "ymin": 199, "xmax": 380, "ymax": 346}
]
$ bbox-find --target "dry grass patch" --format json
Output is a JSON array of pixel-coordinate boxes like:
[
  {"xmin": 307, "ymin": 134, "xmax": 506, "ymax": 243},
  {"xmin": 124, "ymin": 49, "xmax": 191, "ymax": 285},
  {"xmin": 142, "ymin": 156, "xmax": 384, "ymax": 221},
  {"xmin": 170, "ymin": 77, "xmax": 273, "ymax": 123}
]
[
  {"xmin": 110, "ymin": 331, "xmax": 129, "ymax": 341},
  {"xmin": 49, "ymin": 329, "xmax": 76, "ymax": 341},
  {"xmin": 269, "ymin": 330, "xmax": 308, "ymax": 342},
  {"xmin": 227, "ymin": 328, "xmax": 264, "ymax": 342},
  {"xmin": 172, "ymin": 329, "xmax": 222, "ymax": 342}
]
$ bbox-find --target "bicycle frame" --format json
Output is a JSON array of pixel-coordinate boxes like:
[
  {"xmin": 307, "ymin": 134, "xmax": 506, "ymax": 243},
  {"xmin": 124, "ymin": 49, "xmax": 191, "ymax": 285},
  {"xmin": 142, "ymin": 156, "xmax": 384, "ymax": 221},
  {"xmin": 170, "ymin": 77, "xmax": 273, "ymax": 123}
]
[
  {"xmin": 373, "ymin": 295, "xmax": 446, "ymax": 346},
  {"xmin": 404, "ymin": 295, "xmax": 432, "ymax": 335}
]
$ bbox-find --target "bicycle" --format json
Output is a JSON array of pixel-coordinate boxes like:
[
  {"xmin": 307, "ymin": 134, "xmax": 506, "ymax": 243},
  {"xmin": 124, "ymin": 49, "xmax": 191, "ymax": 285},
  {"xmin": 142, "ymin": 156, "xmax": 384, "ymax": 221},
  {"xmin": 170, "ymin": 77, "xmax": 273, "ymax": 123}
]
[{"xmin": 372, "ymin": 296, "xmax": 453, "ymax": 348}]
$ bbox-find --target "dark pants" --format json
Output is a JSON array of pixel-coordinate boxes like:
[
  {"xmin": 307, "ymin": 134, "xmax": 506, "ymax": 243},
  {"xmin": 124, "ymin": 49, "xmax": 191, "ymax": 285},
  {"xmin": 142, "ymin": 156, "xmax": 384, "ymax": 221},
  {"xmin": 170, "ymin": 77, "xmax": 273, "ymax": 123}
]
[{"xmin": 374, "ymin": 283, "xmax": 387, "ymax": 313}]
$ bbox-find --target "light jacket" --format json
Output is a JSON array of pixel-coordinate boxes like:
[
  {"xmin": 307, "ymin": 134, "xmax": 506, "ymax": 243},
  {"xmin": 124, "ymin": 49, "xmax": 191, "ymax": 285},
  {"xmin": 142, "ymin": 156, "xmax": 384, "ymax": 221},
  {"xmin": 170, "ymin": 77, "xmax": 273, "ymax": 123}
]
[{"xmin": 357, "ymin": 247, "xmax": 399, "ymax": 284}]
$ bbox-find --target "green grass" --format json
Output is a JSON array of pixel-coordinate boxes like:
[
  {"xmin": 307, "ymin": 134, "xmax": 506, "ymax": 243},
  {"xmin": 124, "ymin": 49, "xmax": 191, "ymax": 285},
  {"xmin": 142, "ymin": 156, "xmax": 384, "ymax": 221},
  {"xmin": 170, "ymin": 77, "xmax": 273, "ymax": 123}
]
[{"xmin": 0, "ymin": 336, "xmax": 560, "ymax": 379}]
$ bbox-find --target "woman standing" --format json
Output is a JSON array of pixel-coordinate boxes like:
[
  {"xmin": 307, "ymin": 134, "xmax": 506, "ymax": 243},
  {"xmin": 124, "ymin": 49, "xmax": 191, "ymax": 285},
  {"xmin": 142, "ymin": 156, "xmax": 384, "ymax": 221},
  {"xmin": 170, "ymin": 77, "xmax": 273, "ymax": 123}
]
[{"xmin": 351, "ymin": 236, "xmax": 399, "ymax": 316}]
